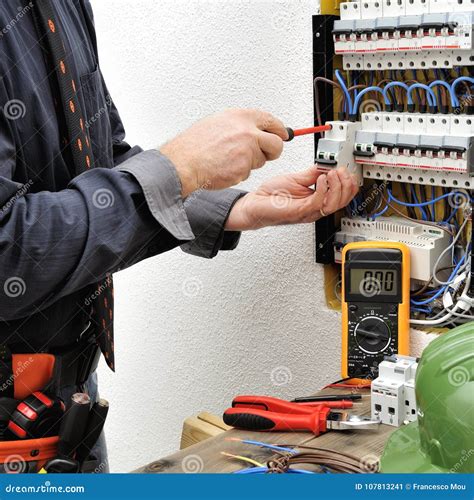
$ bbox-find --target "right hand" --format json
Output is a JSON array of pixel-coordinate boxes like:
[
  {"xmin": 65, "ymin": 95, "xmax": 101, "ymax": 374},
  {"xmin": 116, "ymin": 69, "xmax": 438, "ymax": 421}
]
[{"xmin": 160, "ymin": 109, "xmax": 289, "ymax": 197}]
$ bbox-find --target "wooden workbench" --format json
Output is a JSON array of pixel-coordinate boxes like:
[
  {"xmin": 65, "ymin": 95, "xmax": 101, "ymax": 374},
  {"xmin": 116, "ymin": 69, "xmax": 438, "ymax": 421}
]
[{"xmin": 135, "ymin": 387, "xmax": 397, "ymax": 473}]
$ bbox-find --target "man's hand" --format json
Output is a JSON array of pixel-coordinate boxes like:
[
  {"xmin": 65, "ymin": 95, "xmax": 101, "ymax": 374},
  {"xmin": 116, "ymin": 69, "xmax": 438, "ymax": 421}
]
[
  {"xmin": 225, "ymin": 166, "xmax": 359, "ymax": 231},
  {"xmin": 160, "ymin": 109, "xmax": 288, "ymax": 197}
]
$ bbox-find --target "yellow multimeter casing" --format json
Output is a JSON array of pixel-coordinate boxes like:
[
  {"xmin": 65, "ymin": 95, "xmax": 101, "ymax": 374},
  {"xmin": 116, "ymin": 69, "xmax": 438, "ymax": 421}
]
[{"xmin": 341, "ymin": 241, "xmax": 411, "ymax": 379}]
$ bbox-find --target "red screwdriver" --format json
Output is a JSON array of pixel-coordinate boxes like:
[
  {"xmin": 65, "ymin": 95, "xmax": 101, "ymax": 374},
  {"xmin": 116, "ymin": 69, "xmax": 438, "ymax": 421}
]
[{"xmin": 285, "ymin": 124, "xmax": 332, "ymax": 141}]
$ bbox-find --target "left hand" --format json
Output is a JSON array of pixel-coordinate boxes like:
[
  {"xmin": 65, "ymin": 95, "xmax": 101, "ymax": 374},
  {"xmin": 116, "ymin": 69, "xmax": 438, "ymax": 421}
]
[{"xmin": 225, "ymin": 166, "xmax": 359, "ymax": 231}]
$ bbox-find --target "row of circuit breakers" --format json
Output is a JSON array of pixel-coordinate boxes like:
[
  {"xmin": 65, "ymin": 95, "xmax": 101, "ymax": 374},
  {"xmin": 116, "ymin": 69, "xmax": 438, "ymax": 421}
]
[{"xmin": 334, "ymin": 0, "xmax": 474, "ymax": 69}]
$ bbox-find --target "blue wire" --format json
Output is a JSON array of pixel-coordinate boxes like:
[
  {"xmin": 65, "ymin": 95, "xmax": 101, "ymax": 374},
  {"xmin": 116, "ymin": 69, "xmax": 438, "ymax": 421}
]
[
  {"xmin": 407, "ymin": 83, "xmax": 437, "ymax": 107},
  {"xmin": 411, "ymin": 306, "xmax": 433, "ymax": 315},
  {"xmin": 335, "ymin": 70, "xmax": 353, "ymax": 115},
  {"xmin": 234, "ymin": 467, "xmax": 316, "ymax": 474},
  {"xmin": 430, "ymin": 186, "xmax": 436, "ymax": 221},
  {"xmin": 410, "ymin": 185, "xmax": 427, "ymax": 221},
  {"xmin": 353, "ymin": 86, "xmax": 385, "ymax": 115},
  {"xmin": 387, "ymin": 189, "xmax": 470, "ymax": 208},
  {"xmin": 451, "ymin": 77, "xmax": 474, "ymax": 107},
  {"xmin": 429, "ymin": 80, "xmax": 456, "ymax": 108},
  {"xmin": 382, "ymin": 82, "xmax": 409, "ymax": 106},
  {"xmin": 373, "ymin": 204, "xmax": 389, "ymax": 218},
  {"xmin": 238, "ymin": 439, "xmax": 296, "ymax": 455},
  {"xmin": 411, "ymin": 255, "xmax": 466, "ymax": 306}
]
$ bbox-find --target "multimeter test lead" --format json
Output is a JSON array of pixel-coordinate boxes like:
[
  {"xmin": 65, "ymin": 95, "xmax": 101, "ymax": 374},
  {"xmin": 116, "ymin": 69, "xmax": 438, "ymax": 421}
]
[{"xmin": 285, "ymin": 124, "xmax": 332, "ymax": 142}]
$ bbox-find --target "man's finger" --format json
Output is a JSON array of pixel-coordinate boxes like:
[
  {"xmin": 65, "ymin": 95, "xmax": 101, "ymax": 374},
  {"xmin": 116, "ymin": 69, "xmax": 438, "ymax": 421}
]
[
  {"xmin": 322, "ymin": 169, "xmax": 342, "ymax": 214},
  {"xmin": 252, "ymin": 148, "xmax": 268, "ymax": 170},
  {"xmin": 291, "ymin": 164, "xmax": 328, "ymax": 187},
  {"xmin": 249, "ymin": 110, "xmax": 289, "ymax": 140},
  {"xmin": 337, "ymin": 167, "xmax": 357, "ymax": 208},
  {"xmin": 257, "ymin": 131, "xmax": 284, "ymax": 161},
  {"xmin": 308, "ymin": 173, "xmax": 329, "ymax": 210}
]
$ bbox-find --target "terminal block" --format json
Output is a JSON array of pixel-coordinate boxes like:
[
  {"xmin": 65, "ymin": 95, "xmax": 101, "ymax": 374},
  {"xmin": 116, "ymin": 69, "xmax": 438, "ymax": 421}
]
[
  {"xmin": 334, "ymin": 216, "xmax": 452, "ymax": 282},
  {"xmin": 371, "ymin": 355, "xmax": 418, "ymax": 427},
  {"xmin": 315, "ymin": 121, "xmax": 363, "ymax": 184}
]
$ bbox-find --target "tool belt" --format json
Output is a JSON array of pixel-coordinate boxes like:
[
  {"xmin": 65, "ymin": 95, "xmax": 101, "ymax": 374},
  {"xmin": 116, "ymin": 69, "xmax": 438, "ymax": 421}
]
[{"xmin": 0, "ymin": 324, "xmax": 102, "ymax": 473}]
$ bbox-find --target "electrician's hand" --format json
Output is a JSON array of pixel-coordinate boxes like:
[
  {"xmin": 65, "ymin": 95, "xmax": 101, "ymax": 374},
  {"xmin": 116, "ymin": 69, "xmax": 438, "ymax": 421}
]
[
  {"xmin": 160, "ymin": 109, "xmax": 288, "ymax": 197},
  {"xmin": 225, "ymin": 166, "xmax": 359, "ymax": 231}
]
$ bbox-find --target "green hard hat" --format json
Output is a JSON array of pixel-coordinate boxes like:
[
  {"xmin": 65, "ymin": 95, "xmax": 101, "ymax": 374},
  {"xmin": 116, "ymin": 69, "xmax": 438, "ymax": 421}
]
[{"xmin": 380, "ymin": 322, "xmax": 474, "ymax": 473}]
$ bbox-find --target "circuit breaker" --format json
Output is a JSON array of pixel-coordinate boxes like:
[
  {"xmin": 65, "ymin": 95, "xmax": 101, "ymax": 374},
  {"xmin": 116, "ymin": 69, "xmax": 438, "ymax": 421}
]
[{"xmin": 371, "ymin": 355, "xmax": 418, "ymax": 426}]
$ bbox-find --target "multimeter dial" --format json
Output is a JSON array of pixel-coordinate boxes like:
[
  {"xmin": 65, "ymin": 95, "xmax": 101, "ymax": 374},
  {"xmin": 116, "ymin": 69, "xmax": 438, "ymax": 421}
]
[{"xmin": 354, "ymin": 316, "xmax": 391, "ymax": 354}]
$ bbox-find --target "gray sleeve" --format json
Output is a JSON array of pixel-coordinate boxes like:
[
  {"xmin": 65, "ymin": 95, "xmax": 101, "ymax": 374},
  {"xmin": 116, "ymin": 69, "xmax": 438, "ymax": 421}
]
[
  {"xmin": 119, "ymin": 149, "xmax": 246, "ymax": 259},
  {"xmin": 116, "ymin": 149, "xmax": 195, "ymax": 241},
  {"xmin": 181, "ymin": 189, "xmax": 246, "ymax": 259}
]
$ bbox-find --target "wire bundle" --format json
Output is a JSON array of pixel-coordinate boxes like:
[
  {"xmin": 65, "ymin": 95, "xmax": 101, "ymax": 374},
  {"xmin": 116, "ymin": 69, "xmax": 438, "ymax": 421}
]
[{"xmin": 224, "ymin": 440, "xmax": 378, "ymax": 474}]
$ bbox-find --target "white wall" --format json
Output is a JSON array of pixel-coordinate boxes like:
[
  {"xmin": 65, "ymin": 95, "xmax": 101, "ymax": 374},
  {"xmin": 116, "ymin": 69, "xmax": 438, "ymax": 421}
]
[{"xmin": 92, "ymin": 0, "xmax": 433, "ymax": 472}]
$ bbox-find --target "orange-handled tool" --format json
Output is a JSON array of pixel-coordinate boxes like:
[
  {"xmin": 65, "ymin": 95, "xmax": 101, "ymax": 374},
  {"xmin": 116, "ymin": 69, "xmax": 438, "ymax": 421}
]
[{"xmin": 285, "ymin": 125, "xmax": 332, "ymax": 141}]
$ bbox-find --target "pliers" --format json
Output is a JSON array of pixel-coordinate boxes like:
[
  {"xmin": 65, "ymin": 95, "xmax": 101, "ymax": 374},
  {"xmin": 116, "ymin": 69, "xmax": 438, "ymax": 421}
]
[{"xmin": 223, "ymin": 395, "xmax": 379, "ymax": 436}]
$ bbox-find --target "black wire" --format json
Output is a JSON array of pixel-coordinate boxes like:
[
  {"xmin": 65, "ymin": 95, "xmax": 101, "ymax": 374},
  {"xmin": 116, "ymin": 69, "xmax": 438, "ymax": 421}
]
[
  {"xmin": 401, "ymin": 183, "xmax": 417, "ymax": 219},
  {"xmin": 419, "ymin": 185, "xmax": 432, "ymax": 221},
  {"xmin": 442, "ymin": 187, "xmax": 450, "ymax": 220}
]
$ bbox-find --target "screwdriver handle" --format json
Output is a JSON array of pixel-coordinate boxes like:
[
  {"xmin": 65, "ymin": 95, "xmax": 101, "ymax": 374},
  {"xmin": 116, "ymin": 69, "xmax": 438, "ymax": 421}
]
[
  {"xmin": 223, "ymin": 407, "xmax": 330, "ymax": 435},
  {"xmin": 285, "ymin": 125, "xmax": 332, "ymax": 142}
]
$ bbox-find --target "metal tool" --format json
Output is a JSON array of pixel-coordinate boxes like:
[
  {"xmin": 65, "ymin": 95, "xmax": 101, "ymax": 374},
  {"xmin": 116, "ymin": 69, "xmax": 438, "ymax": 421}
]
[
  {"xmin": 223, "ymin": 395, "xmax": 379, "ymax": 437},
  {"xmin": 291, "ymin": 394, "xmax": 362, "ymax": 403}
]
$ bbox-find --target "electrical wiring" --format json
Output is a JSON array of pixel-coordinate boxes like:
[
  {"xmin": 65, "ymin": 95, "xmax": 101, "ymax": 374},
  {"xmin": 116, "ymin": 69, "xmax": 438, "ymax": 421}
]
[
  {"xmin": 432, "ymin": 218, "xmax": 469, "ymax": 286},
  {"xmin": 382, "ymin": 81, "xmax": 409, "ymax": 108},
  {"xmin": 352, "ymin": 86, "xmax": 384, "ymax": 116},
  {"xmin": 410, "ymin": 185, "xmax": 428, "ymax": 221},
  {"xmin": 225, "ymin": 438, "xmax": 296, "ymax": 455},
  {"xmin": 314, "ymin": 77, "xmax": 345, "ymax": 127},
  {"xmin": 231, "ymin": 442, "xmax": 376, "ymax": 474},
  {"xmin": 335, "ymin": 69, "xmax": 353, "ymax": 115},
  {"xmin": 406, "ymin": 83, "xmax": 437, "ymax": 108},
  {"xmin": 451, "ymin": 76, "xmax": 474, "ymax": 107},
  {"xmin": 410, "ymin": 273, "xmax": 472, "ymax": 326},
  {"xmin": 411, "ymin": 254, "xmax": 467, "ymax": 306},
  {"xmin": 429, "ymin": 80, "xmax": 456, "ymax": 108},
  {"xmin": 387, "ymin": 189, "xmax": 470, "ymax": 209},
  {"xmin": 268, "ymin": 447, "xmax": 376, "ymax": 474},
  {"xmin": 375, "ymin": 191, "xmax": 455, "ymax": 237},
  {"xmin": 221, "ymin": 452, "xmax": 265, "ymax": 468}
]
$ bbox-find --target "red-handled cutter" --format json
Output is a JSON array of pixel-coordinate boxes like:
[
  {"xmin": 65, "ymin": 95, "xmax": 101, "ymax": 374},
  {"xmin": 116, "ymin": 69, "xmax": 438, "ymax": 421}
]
[{"xmin": 223, "ymin": 395, "xmax": 379, "ymax": 436}]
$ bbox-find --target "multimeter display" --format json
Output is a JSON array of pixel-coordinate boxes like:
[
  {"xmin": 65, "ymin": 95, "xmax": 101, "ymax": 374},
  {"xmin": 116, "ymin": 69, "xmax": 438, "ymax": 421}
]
[
  {"xmin": 349, "ymin": 269, "xmax": 398, "ymax": 297},
  {"xmin": 342, "ymin": 243, "xmax": 410, "ymax": 380}
]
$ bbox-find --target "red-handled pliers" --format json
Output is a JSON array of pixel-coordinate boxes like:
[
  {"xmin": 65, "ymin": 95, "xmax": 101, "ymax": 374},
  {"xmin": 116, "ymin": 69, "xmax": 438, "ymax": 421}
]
[{"xmin": 223, "ymin": 395, "xmax": 379, "ymax": 436}]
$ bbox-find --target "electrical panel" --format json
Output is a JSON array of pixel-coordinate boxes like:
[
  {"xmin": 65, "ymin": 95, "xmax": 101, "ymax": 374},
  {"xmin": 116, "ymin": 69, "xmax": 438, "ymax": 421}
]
[{"xmin": 313, "ymin": 0, "xmax": 473, "ymax": 331}]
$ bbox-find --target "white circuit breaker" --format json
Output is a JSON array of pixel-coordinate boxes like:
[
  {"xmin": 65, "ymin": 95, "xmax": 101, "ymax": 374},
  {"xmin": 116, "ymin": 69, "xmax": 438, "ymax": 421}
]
[
  {"xmin": 371, "ymin": 355, "xmax": 418, "ymax": 427},
  {"xmin": 315, "ymin": 121, "xmax": 363, "ymax": 184}
]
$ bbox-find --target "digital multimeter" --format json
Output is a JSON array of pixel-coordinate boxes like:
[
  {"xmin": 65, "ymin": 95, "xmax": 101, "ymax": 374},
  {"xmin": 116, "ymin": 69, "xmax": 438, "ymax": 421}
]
[{"xmin": 341, "ymin": 242, "xmax": 410, "ymax": 379}]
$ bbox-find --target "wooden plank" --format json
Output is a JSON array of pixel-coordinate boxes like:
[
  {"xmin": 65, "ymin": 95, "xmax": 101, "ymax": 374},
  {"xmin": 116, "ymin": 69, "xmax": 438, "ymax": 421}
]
[
  {"xmin": 180, "ymin": 416, "xmax": 225, "ymax": 450},
  {"xmin": 134, "ymin": 388, "xmax": 397, "ymax": 473},
  {"xmin": 180, "ymin": 413, "xmax": 232, "ymax": 450}
]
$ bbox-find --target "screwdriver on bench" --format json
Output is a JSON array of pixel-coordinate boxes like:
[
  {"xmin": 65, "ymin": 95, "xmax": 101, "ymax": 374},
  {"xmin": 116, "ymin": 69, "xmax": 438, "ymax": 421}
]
[{"xmin": 285, "ymin": 124, "xmax": 332, "ymax": 142}]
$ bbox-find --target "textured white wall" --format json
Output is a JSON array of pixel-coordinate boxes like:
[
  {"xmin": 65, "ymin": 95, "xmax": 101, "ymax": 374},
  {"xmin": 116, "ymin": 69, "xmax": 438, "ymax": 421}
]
[{"xmin": 92, "ymin": 0, "xmax": 433, "ymax": 472}]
